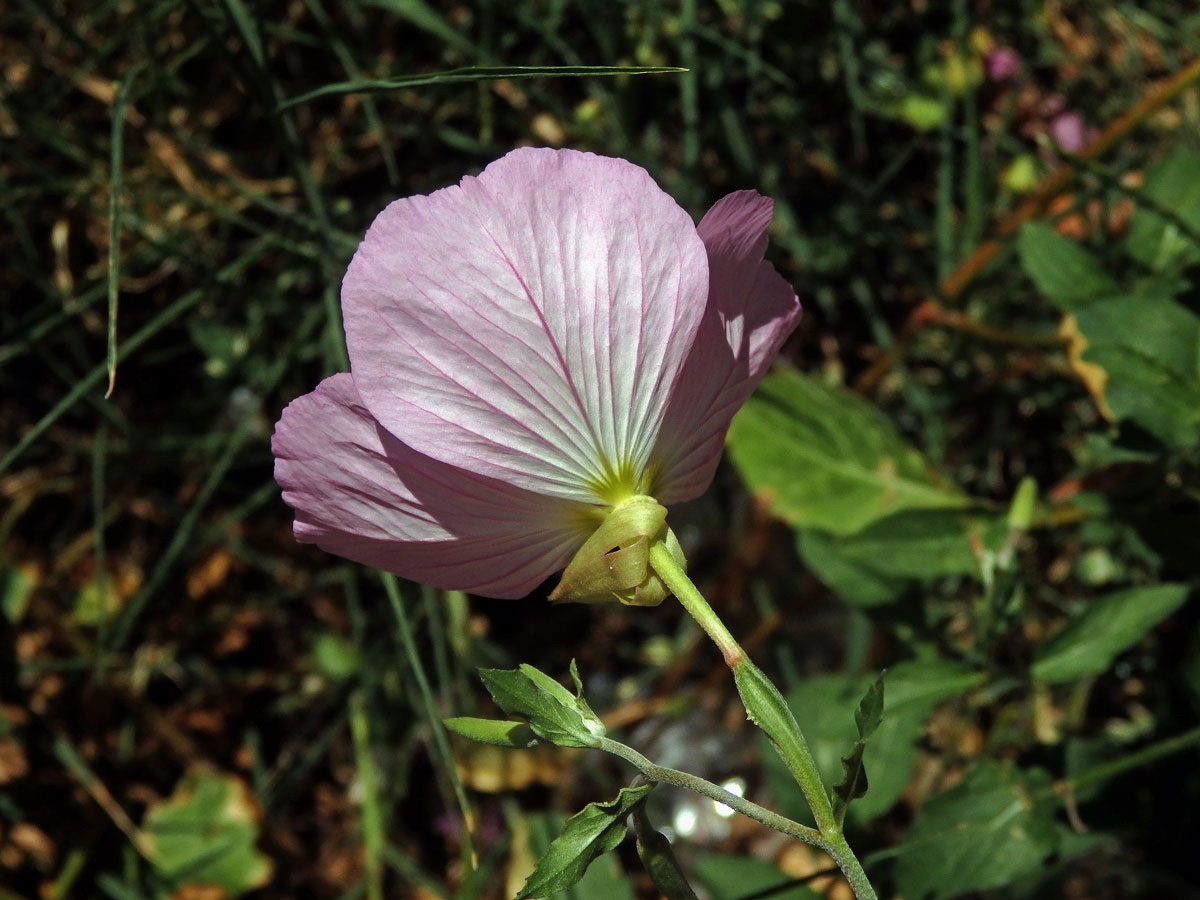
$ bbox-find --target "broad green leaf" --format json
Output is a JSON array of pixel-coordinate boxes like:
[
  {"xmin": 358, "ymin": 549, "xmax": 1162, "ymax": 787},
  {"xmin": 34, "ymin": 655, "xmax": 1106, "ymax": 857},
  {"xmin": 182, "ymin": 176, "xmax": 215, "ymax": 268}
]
[
  {"xmin": 635, "ymin": 823, "xmax": 700, "ymax": 900},
  {"xmin": 479, "ymin": 663, "xmax": 606, "ymax": 748},
  {"xmin": 766, "ymin": 661, "xmax": 983, "ymax": 822},
  {"xmin": 1125, "ymin": 149, "xmax": 1200, "ymax": 271},
  {"xmin": 1032, "ymin": 584, "xmax": 1190, "ymax": 683},
  {"xmin": 1018, "ymin": 222, "xmax": 1120, "ymax": 311},
  {"xmin": 728, "ymin": 371, "xmax": 968, "ymax": 536},
  {"xmin": 281, "ymin": 65, "xmax": 686, "ymax": 109},
  {"xmin": 798, "ymin": 510, "xmax": 999, "ymax": 607},
  {"xmin": 443, "ymin": 717, "xmax": 538, "ymax": 749},
  {"xmin": 797, "ymin": 529, "xmax": 906, "ymax": 607},
  {"xmin": 516, "ymin": 784, "xmax": 652, "ymax": 899},
  {"xmin": 142, "ymin": 768, "xmax": 272, "ymax": 898},
  {"xmin": 895, "ymin": 762, "xmax": 1059, "ymax": 900},
  {"xmin": 1072, "ymin": 296, "xmax": 1200, "ymax": 448}
]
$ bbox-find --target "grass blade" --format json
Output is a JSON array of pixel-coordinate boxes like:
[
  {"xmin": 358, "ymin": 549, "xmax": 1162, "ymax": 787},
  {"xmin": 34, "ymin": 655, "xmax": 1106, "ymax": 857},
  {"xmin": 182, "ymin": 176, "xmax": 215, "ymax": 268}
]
[{"xmin": 279, "ymin": 65, "xmax": 686, "ymax": 110}]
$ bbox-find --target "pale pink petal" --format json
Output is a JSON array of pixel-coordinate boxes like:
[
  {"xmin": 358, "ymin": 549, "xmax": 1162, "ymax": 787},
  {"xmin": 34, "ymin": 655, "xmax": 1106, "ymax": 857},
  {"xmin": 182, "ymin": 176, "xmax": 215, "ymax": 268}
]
[
  {"xmin": 342, "ymin": 148, "xmax": 709, "ymax": 503},
  {"xmin": 651, "ymin": 191, "xmax": 801, "ymax": 504},
  {"xmin": 272, "ymin": 373, "xmax": 589, "ymax": 598}
]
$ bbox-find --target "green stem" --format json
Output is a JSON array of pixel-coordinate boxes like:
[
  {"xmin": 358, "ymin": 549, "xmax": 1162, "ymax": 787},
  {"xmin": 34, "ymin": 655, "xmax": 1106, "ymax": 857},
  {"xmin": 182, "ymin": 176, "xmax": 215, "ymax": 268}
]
[
  {"xmin": 598, "ymin": 737, "xmax": 829, "ymax": 850},
  {"xmin": 646, "ymin": 542, "xmax": 877, "ymax": 900}
]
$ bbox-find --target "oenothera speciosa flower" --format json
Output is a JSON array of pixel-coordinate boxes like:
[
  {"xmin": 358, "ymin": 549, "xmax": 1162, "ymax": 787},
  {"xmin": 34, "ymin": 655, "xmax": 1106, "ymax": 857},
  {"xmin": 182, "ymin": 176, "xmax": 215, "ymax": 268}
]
[{"xmin": 273, "ymin": 148, "xmax": 799, "ymax": 603}]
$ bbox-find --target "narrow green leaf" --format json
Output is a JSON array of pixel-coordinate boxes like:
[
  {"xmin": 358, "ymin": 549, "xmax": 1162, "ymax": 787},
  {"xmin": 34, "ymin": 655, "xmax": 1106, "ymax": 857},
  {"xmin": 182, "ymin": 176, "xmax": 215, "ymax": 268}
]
[
  {"xmin": 1033, "ymin": 584, "xmax": 1190, "ymax": 683},
  {"xmin": 895, "ymin": 762, "xmax": 1059, "ymax": 900},
  {"xmin": 833, "ymin": 673, "xmax": 885, "ymax": 825},
  {"xmin": 443, "ymin": 717, "xmax": 538, "ymax": 749},
  {"xmin": 1017, "ymin": 222, "xmax": 1120, "ymax": 311},
  {"xmin": 728, "ymin": 371, "xmax": 969, "ymax": 537},
  {"xmin": 516, "ymin": 784, "xmax": 653, "ymax": 899},
  {"xmin": 281, "ymin": 65, "xmax": 686, "ymax": 110},
  {"xmin": 854, "ymin": 673, "xmax": 885, "ymax": 740}
]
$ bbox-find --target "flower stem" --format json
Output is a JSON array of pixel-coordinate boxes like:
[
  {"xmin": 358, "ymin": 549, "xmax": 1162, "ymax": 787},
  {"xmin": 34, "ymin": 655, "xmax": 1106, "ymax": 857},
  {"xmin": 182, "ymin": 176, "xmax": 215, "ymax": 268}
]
[{"xmin": 646, "ymin": 542, "xmax": 878, "ymax": 900}]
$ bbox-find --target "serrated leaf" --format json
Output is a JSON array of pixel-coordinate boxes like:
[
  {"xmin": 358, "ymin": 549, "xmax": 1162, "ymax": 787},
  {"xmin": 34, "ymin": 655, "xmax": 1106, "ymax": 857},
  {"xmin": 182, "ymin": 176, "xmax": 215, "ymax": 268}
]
[
  {"xmin": 895, "ymin": 762, "xmax": 1059, "ymax": 900},
  {"xmin": 854, "ymin": 674, "xmax": 884, "ymax": 740},
  {"xmin": 516, "ymin": 784, "xmax": 652, "ymax": 899},
  {"xmin": 142, "ymin": 768, "xmax": 272, "ymax": 898},
  {"xmin": 1032, "ymin": 583, "xmax": 1190, "ymax": 683},
  {"xmin": 765, "ymin": 661, "xmax": 983, "ymax": 823},
  {"xmin": 834, "ymin": 674, "xmax": 884, "ymax": 823},
  {"xmin": 1018, "ymin": 222, "xmax": 1120, "ymax": 311},
  {"xmin": 728, "ymin": 371, "xmax": 969, "ymax": 537},
  {"xmin": 443, "ymin": 717, "xmax": 538, "ymax": 748},
  {"xmin": 479, "ymin": 664, "xmax": 605, "ymax": 748}
]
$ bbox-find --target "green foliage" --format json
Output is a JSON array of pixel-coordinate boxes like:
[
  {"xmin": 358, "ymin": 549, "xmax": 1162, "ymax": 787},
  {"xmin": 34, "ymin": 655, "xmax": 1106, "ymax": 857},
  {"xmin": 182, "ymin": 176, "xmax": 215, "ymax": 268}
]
[
  {"xmin": 1017, "ymin": 222, "xmax": 1121, "ymax": 311},
  {"xmin": 894, "ymin": 762, "xmax": 1059, "ymax": 900},
  {"xmin": 1126, "ymin": 149, "xmax": 1200, "ymax": 271},
  {"xmin": 728, "ymin": 371, "xmax": 969, "ymax": 536},
  {"xmin": 479, "ymin": 661, "xmax": 606, "ymax": 748},
  {"xmin": 1073, "ymin": 295, "xmax": 1200, "ymax": 447},
  {"xmin": 767, "ymin": 662, "xmax": 984, "ymax": 823},
  {"xmin": 443, "ymin": 717, "xmax": 539, "ymax": 748},
  {"xmin": 832, "ymin": 673, "xmax": 885, "ymax": 824},
  {"xmin": 515, "ymin": 785, "xmax": 652, "ymax": 900},
  {"xmin": 1032, "ymin": 584, "xmax": 1191, "ymax": 683},
  {"xmin": 693, "ymin": 855, "xmax": 819, "ymax": 900},
  {"xmin": 142, "ymin": 769, "xmax": 273, "ymax": 898}
]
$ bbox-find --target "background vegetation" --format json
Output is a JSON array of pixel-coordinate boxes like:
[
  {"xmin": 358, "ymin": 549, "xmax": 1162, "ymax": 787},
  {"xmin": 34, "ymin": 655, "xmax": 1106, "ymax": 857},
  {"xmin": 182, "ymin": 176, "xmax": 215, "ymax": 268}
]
[{"xmin": 3, "ymin": 1, "xmax": 1199, "ymax": 898}]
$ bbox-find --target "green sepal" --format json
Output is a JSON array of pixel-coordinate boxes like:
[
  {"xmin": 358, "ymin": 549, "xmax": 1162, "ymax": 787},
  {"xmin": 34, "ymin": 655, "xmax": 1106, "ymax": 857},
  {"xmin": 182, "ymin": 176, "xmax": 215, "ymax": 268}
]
[
  {"xmin": 515, "ymin": 784, "xmax": 653, "ymax": 899},
  {"xmin": 478, "ymin": 662, "xmax": 606, "ymax": 748},
  {"xmin": 550, "ymin": 496, "xmax": 685, "ymax": 606},
  {"xmin": 442, "ymin": 717, "xmax": 539, "ymax": 748}
]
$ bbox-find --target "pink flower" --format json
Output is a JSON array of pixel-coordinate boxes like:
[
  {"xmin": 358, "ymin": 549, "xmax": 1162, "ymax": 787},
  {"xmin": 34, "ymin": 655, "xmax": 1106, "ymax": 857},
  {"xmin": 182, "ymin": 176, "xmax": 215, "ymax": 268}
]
[
  {"xmin": 985, "ymin": 47, "xmax": 1021, "ymax": 82},
  {"xmin": 272, "ymin": 148, "xmax": 799, "ymax": 598}
]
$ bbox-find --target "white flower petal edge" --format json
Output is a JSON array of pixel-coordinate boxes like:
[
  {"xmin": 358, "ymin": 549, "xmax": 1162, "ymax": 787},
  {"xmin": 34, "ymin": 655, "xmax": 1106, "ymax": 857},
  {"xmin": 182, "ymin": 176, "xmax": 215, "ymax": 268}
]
[
  {"xmin": 342, "ymin": 148, "xmax": 710, "ymax": 505},
  {"xmin": 652, "ymin": 191, "xmax": 802, "ymax": 504},
  {"xmin": 272, "ymin": 373, "xmax": 588, "ymax": 598}
]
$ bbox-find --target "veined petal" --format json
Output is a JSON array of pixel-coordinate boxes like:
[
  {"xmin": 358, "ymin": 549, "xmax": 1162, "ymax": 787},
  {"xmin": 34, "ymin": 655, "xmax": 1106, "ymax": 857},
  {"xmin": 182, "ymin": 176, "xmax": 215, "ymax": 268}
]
[
  {"xmin": 652, "ymin": 191, "xmax": 801, "ymax": 504},
  {"xmin": 272, "ymin": 373, "xmax": 588, "ymax": 598},
  {"xmin": 342, "ymin": 148, "xmax": 710, "ymax": 504}
]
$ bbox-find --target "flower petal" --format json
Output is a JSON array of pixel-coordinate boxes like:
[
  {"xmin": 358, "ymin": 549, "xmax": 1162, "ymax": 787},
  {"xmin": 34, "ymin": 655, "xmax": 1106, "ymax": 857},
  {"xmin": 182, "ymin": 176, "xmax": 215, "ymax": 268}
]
[
  {"xmin": 342, "ymin": 148, "xmax": 710, "ymax": 503},
  {"xmin": 272, "ymin": 373, "xmax": 588, "ymax": 598},
  {"xmin": 652, "ymin": 191, "xmax": 801, "ymax": 504}
]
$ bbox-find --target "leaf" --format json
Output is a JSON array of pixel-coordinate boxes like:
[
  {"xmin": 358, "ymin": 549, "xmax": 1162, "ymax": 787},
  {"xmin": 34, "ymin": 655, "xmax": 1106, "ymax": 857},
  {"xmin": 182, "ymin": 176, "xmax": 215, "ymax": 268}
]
[
  {"xmin": 833, "ymin": 674, "xmax": 886, "ymax": 825},
  {"xmin": 693, "ymin": 855, "xmax": 820, "ymax": 899},
  {"xmin": 281, "ymin": 65, "xmax": 686, "ymax": 109},
  {"xmin": 479, "ymin": 663, "xmax": 606, "ymax": 748},
  {"xmin": 798, "ymin": 510, "xmax": 1000, "ymax": 608},
  {"xmin": 142, "ymin": 768, "xmax": 273, "ymax": 898},
  {"xmin": 1032, "ymin": 583, "xmax": 1190, "ymax": 683},
  {"xmin": 515, "ymin": 784, "xmax": 652, "ymax": 899},
  {"xmin": 443, "ymin": 717, "xmax": 539, "ymax": 749},
  {"xmin": 1070, "ymin": 296, "xmax": 1200, "ymax": 448},
  {"xmin": 1125, "ymin": 149, "xmax": 1200, "ymax": 272},
  {"xmin": 1018, "ymin": 222, "xmax": 1121, "ymax": 311},
  {"xmin": 728, "ymin": 371, "xmax": 969, "ymax": 537},
  {"xmin": 765, "ymin": 661, "xmax": 983, "ymax": 823},
  {"xmin": 895, "ymin": 762, "xmax": 1059, "ymax": 900}
]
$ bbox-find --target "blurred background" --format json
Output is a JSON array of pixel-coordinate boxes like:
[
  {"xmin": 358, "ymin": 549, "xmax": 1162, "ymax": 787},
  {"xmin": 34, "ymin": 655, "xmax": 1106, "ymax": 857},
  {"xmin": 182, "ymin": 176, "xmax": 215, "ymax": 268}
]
[{"xmin": 3, "ymin": 2, "xmax": 1199, "ymax": 898}]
